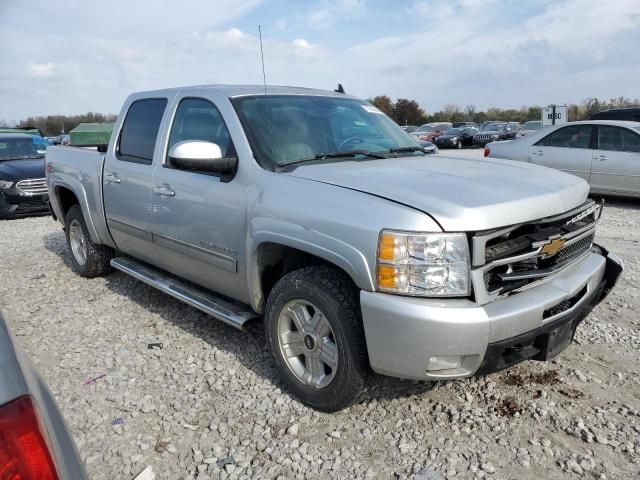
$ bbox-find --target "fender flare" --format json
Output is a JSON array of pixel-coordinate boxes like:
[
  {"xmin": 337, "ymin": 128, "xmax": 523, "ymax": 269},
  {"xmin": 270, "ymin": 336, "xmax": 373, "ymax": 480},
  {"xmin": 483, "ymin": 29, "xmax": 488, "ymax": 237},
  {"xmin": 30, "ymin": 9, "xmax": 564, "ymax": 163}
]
[
  {"xmin": 247, "ymin": 220, "xmax": 375, "ymax": 312},
  {"xmin": 50, "ymin": 178, "xmax": 102, "ymax": 244}
]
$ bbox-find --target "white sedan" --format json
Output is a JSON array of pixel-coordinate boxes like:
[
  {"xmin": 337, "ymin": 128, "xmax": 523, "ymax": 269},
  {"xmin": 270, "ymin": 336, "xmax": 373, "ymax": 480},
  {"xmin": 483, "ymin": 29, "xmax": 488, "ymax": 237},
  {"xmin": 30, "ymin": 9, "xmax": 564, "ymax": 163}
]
[{"xmin": 485, "ymin": 120, "xmax": 640, "ymax": 197}]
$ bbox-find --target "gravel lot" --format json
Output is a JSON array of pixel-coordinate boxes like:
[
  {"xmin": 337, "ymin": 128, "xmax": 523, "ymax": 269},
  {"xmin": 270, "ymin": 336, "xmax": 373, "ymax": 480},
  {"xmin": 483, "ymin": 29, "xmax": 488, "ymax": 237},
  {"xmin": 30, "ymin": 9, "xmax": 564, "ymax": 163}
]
[{"xmin": 1, "ymin": 189, "xmax": 639, "ymax": 479}]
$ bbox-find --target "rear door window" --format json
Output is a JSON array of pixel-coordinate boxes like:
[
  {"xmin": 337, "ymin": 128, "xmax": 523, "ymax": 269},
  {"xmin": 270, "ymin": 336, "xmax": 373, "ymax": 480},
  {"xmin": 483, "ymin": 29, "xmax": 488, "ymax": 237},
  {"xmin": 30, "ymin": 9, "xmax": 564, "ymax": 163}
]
[
  {"xmin": 118, "ymin": 98, "xmax": 168, "ymax": 164},
  {"xmin": 536, "ymin": 125, "xmax": 593, "ymax": 149},
  {"xmin": 597, "ymin": 126, "xmax": 640, "ymax": 153}
]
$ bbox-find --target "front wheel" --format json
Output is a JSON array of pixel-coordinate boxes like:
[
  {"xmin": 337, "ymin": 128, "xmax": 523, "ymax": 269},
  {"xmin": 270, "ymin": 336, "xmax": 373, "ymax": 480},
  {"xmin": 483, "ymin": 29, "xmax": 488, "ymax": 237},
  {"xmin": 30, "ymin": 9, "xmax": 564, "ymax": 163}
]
[
  {"xmin": 265, "ymin": 266, "xmax": 369, "ymax": 411},
  {"xmin": 456, "ymin": 140, "xmax": 463, "ymax": 149},
  {"xmin": 65, "ymin": 205, "xmax": 114, "ymax": 277}
]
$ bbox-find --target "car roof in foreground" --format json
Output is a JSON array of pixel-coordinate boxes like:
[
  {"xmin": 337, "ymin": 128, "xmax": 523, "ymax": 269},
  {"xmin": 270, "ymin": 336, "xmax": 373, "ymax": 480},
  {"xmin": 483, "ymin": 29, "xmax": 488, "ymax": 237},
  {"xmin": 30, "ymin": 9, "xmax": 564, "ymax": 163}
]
[
  {"xmin": 129, "ymin": 84, "xmax": 359, "ymax": 100},
  {"xmin": 567, "ymin": 119, "xmax": 640, "ymax": 128},
  {"xmin": 0, "ymin": 312, "xmax": 27, "ymax": 404}
]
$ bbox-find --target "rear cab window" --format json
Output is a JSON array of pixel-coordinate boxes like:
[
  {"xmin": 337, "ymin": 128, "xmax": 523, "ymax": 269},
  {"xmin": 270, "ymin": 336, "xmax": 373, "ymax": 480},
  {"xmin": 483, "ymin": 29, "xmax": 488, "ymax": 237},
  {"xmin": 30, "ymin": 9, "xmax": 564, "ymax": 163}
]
[{"xmin": 117, "ymin": 98, "xmax": 168, "ymax": 164}]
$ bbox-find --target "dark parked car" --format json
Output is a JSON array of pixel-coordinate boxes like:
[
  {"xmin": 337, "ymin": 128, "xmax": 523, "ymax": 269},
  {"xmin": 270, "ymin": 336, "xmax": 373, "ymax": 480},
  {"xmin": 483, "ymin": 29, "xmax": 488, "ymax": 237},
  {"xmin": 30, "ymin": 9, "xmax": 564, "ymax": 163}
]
[
  {"xmin": 452, "ymin": 121, "xmax": 477, "ymax": 128},
  {"xmin": 588, "ymin": 107, "xmax": 640, "ymax": 122},
  {"xmin": 434, "ymin": 127, "xmax": 478, "ymax": 149},
  {"xmin": 473, "ymin": 122, "xmax": 520, "ymax": 147},
  {"xmin": 400, "ymin": 125, "xmax": 418, "ymax": 133},
  {"xmin": 0, "ymin": 134, "xmax": 49, "ymax": 218},
  {"xmin": 0, "ymin": 310, "xmax": 87, "ymax": 479}
]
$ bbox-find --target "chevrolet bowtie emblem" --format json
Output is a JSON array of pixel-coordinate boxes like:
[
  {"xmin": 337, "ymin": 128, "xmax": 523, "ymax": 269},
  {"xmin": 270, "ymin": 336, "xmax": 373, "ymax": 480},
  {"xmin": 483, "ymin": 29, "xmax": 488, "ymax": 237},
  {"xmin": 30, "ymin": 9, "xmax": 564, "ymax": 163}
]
[{"xmin": 540, "ymin": 237, "xmax": 566, "ymax": 257}]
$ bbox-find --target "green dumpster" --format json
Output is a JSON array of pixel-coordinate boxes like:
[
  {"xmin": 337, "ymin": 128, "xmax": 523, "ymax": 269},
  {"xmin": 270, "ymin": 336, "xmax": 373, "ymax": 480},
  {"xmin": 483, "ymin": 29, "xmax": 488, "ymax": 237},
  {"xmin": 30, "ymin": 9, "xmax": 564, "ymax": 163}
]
[
  {"xmin": 0, "ymin": 127, "xmax": 43, "ymax": 136},
  {"xmin": 69, "ymin": 123, "xmax": 114, "ymax": 146}
]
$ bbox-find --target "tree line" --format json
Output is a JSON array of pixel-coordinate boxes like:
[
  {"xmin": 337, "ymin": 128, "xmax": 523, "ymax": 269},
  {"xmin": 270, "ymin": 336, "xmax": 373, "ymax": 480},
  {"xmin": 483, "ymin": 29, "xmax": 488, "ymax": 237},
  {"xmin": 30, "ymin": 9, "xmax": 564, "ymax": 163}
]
[
  {"xmin": 368, "ymin": 95, "xmax": 640, "ymax": 126},
  {"xmin": 0, "ymin": 112, "xmax": 117, "ymax": 137},
  {"xmin": 1, "ymin": 95, "xmax": 639, "ymax": 136}
]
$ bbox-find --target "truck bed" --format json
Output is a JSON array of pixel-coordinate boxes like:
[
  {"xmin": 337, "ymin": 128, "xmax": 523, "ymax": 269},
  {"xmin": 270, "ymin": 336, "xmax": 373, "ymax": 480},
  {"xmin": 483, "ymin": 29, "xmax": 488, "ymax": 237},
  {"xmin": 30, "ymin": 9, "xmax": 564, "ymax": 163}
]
[{"xmin": 46, "ymin": 146, "xmax": 114, "ymax": 247}]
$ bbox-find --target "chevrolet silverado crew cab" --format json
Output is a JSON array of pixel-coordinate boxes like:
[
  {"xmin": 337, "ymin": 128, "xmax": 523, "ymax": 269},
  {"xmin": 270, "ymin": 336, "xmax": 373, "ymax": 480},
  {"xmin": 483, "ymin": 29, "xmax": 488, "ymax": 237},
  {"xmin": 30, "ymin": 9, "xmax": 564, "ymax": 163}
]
[{"xmin": 46, "ymin": 85, "xmax": 622, "ymax": 411}]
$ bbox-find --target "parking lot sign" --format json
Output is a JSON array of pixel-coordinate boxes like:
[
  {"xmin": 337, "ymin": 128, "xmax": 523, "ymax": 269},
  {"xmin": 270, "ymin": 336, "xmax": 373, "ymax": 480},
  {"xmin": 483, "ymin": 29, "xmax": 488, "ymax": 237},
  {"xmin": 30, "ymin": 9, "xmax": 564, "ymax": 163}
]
[{"xmin": 542, "ymin": 105, "xmax": 568, "ymax": 126}]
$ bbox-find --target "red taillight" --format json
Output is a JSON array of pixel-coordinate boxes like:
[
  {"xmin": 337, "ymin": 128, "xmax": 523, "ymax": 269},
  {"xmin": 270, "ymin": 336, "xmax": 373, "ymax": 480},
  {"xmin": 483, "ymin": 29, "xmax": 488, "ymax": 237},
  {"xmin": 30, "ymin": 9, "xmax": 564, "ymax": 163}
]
[
  {"xmin": 0, "ymin": 396, "xmax": 59, "ymax": 480},
  {"xmin": 483, "ymin": 147, "xmax": 490, "ymax": 157}
]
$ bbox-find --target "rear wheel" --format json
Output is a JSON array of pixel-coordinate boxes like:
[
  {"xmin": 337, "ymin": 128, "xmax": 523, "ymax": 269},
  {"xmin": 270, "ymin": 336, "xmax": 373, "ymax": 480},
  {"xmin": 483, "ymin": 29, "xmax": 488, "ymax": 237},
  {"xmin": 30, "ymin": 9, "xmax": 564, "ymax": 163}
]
[
  {"xmin": 265, "ymin": 266, "xmax": 369, "ymax": 411},
  {"xmin": 65, "ymin": 205, "xmax": 113, "ymax": 277}
]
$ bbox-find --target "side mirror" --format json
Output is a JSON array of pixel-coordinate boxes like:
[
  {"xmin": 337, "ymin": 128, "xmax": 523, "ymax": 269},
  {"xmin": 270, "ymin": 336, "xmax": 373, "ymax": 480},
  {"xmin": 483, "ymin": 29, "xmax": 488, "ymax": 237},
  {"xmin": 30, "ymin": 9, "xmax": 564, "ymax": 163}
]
[{"xmin": 168, "ymin": 140, "xmax": 237, "ymax": 175}]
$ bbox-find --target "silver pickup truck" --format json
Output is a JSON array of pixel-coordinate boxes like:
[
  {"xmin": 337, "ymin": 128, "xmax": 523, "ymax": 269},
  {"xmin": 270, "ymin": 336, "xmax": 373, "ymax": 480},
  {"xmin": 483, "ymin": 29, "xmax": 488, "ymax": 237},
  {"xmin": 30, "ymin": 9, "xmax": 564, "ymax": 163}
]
[{"xmin": 46, "ymin": 85, "xmax": 622, "ymax": 411}]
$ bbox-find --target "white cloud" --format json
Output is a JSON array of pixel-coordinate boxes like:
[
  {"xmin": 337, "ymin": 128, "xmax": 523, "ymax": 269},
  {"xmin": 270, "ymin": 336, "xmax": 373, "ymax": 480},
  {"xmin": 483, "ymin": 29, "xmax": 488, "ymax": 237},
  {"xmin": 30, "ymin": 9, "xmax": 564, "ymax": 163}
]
[
  {"xmin": 2, "ymin": 0, "xmax": 640, "ymax": 120},
  {"xmin": 27, "ymin": 62, "xmax": 58, "ymax": 78},
  {"xmin": 308, "ymin": 0, "xmax": 368, "ymax": 29},
  {"xmin": 274, "ymin": 18, "xmax": 287, "ymax": 31}
]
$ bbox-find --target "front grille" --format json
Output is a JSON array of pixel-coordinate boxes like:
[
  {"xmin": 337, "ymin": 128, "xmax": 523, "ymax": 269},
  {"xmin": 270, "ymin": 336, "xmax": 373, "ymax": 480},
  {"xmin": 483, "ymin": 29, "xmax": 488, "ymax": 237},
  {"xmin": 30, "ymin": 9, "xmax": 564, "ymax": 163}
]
[
  {"xmin": 16, "ymin": 178, "xmax": 47, "ymax": 195},
  {"xmin": 474, "ymin": 201, "xmax": 601, "ymax": 302},
  {"xmin": 550, "ymin": 234, "xmax": 593, "ymax": 265}
]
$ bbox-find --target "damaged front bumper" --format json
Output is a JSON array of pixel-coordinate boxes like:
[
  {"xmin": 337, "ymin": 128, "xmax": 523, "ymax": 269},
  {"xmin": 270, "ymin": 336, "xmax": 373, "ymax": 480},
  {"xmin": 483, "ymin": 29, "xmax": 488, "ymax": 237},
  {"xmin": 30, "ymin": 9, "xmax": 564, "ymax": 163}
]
[{"xmin": 360, "ymin": 245, "xmax": 623, "ymax": 381}]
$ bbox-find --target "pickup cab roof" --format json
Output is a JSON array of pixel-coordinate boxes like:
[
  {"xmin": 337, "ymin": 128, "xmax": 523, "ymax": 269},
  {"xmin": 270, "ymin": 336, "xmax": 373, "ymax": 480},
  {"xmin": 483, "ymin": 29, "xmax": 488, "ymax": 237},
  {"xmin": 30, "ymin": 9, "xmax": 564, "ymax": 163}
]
[{"xmin": 128, "ymin": 84, "xmax": 358, "ymax": 100}]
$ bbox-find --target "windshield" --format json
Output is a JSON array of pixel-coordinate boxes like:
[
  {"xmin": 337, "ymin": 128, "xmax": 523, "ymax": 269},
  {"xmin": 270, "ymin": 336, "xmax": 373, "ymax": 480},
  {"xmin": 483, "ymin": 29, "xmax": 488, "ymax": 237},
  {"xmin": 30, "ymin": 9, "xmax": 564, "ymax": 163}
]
[
  {"xmin": 523, "ymin": 121, "xmax": 542, "ymax": 130},
  {"xmin": 232, "ymin": 95, "xmax": 422, "ymax": 168},
  {"xmin": 443, "ymin": 128, "xmax": 462, "ymax": 136},
  {"xmin": 0, "ymin": 137, "xmax": 44, "ymax": 160},
  {"xmin": 482, "ymin": 123, "xmax": 505, "ymax": 131}
]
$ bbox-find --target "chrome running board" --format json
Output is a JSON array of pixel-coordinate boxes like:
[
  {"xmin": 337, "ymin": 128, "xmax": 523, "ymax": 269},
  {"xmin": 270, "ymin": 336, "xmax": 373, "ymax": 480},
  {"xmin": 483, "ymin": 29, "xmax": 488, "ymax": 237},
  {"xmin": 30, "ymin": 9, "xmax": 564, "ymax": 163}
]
[{"xmin": 110, "ymin": 257, "xmax": 258, "ymax": 329}]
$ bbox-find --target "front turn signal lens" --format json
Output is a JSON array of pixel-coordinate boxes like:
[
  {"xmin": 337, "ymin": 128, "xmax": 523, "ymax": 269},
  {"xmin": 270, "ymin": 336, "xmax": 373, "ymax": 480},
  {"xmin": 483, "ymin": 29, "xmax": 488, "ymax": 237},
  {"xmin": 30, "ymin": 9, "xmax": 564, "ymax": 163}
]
[
  {"xmin": 377, "ymin": 264, "xmax": 399, "ymax": 289},
  {"xmin": 378, "ymin": 232, "xmax": 407, "ymax": 262}
]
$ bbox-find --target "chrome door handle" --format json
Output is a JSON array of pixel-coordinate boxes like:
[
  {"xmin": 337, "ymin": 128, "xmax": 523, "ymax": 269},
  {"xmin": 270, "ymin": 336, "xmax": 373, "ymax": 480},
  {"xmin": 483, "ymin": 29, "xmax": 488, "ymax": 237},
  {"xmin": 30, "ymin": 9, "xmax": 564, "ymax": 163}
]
[
  {"xmin": 599, "ymin": 155, "xmax": 608, "ymax": 161},
  {"xmin": 105, "ymin": 173, "xmax": 121, "ymax": 184},
  {"xmin": 154, "ymin": 186, "xmax": 175, "ymax": 197}
]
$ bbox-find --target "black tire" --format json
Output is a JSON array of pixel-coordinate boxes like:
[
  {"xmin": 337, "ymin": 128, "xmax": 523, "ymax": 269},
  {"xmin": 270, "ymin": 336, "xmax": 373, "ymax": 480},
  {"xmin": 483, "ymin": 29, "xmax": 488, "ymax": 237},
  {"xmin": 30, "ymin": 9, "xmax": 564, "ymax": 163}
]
[
  {"xmin": 265, "ymin": 266, "xmax": 369, "ymax": 412},
  {"xmin": 65, "ymin": 205, "xmax": 113, "ymax": 277}
]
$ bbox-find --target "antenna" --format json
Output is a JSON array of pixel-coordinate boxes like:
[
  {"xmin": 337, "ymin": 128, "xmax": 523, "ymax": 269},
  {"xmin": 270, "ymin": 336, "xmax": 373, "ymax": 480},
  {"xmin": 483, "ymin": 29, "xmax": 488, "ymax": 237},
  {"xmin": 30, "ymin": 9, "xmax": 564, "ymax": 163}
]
[
  {"xmin": 258, "ymin": 25, "xmax": 273, "ymax": 162},
  {"xmin": 258, "ymin": 25, "xmax": 267, "ymax": 96}
]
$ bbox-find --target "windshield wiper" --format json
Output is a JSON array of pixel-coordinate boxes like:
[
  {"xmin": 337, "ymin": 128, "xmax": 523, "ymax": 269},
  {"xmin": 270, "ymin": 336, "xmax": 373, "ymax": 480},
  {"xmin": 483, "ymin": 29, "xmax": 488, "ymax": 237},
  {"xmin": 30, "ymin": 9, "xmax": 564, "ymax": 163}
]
[
  {"xmin": 387, "ymin": 146, "xmax": 427, "ymax": 154},
  {"xmin": 278, "ymin": 150, "xmax": 387, "ymax": 168}
]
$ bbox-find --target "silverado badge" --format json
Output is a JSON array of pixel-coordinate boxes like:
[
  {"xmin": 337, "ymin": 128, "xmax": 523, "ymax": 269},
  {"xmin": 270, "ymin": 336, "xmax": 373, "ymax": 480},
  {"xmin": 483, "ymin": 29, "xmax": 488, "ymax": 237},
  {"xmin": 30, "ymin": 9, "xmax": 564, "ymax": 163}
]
[{"xmin": 540, "ymin": 237, "xmax": 566, "ymax": 257}]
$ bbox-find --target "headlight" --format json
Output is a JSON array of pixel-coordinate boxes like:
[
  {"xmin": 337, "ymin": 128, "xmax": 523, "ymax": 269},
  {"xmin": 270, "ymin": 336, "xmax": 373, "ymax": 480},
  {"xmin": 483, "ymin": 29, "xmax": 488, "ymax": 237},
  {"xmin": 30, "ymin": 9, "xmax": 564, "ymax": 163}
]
[
  {"xmin": 0, "ymin": 180, "xmax": 14, "ymax": 190},
  {"xmin": 450, "ymin": 137, "xmax": 458, "ymax": 142},
  {"xmin": 376, "ymin": 230, "xmax": 470, "ymax": 297}
]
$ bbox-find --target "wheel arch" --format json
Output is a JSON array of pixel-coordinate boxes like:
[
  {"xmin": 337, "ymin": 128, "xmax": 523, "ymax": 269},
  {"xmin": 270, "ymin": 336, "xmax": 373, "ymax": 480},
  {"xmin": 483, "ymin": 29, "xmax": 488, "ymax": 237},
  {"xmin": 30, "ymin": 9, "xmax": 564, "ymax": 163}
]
[
  {"xmin": 249, "ymin": 231, "xmax": 374, "ymax": 314},
  {"xmin": 50, "ymin": 180, "xmax": 104, "ymax": 244}
]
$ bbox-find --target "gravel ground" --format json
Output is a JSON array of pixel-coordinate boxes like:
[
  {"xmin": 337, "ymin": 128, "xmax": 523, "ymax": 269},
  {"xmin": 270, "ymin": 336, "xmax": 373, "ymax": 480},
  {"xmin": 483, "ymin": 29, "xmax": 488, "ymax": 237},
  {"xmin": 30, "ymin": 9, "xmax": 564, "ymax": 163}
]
[{"xmin": 0, "ymin": 197, "xmax": 639, "ymax": 480}]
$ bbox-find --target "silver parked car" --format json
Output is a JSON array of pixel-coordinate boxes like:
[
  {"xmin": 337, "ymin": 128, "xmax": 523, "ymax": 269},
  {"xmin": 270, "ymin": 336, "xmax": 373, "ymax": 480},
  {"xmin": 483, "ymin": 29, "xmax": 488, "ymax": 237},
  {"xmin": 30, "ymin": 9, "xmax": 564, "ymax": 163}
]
[
  {"xmin": 516, "ymin": 120, "xmax": 544, "ymax": 137},
  {"xmin": 0, "ymin": 311, "xmax": 87, "ymax": 479},
  {"xmin": 486, "ymin": 120, "xmax": 640, "ymax": 197}
]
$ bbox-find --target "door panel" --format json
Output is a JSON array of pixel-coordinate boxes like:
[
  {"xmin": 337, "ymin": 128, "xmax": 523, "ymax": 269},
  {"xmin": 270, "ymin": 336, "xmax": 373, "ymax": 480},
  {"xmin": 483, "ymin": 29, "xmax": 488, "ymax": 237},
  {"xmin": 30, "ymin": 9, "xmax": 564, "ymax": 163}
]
[
  {"xmin": 590, "ymin": 126, "xmax": 640, "ymax": 195},
  {"xmin": 528, "ymin": 146, "xmax": 593, "ymax": 182},
  {"xmin": 104, "ymin": 98, "xmax": 168, "ymax": 263},
  {"xmin": 151, "ymin": 96, "xmax": 247, "ymax": 300},
  {"xmin": 530, "ymin": 125, "xmax": 594, "ymax": 182}
]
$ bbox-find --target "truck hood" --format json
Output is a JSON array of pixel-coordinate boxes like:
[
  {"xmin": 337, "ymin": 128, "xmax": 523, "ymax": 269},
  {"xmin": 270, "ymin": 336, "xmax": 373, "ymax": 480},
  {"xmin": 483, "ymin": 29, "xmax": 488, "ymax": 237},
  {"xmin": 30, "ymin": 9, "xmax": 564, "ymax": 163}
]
[
  {"xmin": 286, "ymin": 156, "xmax": 588, "ymax": 231},
  {"xmin": 0, "ymin": 158, "xmax": 45, "ymax": 180}
]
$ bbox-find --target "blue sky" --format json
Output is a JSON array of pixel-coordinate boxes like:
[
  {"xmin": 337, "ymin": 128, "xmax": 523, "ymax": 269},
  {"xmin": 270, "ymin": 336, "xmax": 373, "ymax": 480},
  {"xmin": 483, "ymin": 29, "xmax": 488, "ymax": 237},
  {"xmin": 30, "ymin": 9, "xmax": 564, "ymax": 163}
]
[{"xmin": 1, "ymin": 0, "xmax": 639, "ymax": 121}]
